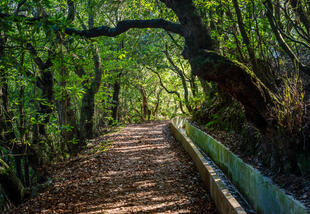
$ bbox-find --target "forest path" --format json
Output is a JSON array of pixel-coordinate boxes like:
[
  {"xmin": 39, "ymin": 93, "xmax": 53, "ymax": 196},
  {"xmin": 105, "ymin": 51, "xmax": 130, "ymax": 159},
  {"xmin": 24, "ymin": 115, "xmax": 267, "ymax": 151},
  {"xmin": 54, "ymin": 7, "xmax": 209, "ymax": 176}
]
[{"xmin": 9, "ymin": 121, "xmax": 216, "ymax": 214}]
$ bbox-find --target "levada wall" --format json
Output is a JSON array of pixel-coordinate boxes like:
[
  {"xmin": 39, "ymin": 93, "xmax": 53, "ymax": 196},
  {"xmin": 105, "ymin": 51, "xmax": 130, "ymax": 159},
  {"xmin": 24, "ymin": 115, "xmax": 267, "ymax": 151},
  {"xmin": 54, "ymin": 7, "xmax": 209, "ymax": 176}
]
[
  {"xmin": 170, "ymin": 117, "xmax": 247, "ymax": 214},
  {"xmin": 171, "ymin": 117, "xmax": 308, "ymax": 214}
]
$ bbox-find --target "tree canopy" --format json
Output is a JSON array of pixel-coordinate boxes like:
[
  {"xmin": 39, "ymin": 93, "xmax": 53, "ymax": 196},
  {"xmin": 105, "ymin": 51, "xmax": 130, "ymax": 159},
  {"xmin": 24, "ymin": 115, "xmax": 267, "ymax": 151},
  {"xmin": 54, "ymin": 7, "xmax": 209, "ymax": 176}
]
[{"xmin": 0, "ymin": 0, "xmax": 309, "ymax": 208}]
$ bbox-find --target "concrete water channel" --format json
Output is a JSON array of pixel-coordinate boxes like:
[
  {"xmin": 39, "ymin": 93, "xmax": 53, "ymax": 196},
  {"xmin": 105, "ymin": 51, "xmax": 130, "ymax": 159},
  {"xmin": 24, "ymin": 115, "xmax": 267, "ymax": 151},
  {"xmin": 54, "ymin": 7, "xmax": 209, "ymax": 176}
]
[{"xmin": 170, "ymin": 117, "xmax": 308, "ymax": 214}]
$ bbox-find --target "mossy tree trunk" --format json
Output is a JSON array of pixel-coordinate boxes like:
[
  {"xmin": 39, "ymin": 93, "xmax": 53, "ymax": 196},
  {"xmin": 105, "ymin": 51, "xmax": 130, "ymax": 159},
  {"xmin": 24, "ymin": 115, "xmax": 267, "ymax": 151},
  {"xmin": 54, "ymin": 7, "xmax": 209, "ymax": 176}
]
[
  {"xmin": 0, "ymin": 159, "xmax": 25, "ymax": 206},
  {"xmin": 162, "ymin": 0, "xmax": 303, "ymax": 172},
  {"xmin": 160, "ymin": 0, "xmax": 277, "ymax": 132}
]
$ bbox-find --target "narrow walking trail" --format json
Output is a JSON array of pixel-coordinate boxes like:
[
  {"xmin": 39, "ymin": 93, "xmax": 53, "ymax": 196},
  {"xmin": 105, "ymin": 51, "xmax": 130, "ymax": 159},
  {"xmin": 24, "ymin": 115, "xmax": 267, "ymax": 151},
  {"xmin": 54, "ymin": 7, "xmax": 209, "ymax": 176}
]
[{"xmin": 8, "ymin": 121, "xmax": 217, "ymax": 214}]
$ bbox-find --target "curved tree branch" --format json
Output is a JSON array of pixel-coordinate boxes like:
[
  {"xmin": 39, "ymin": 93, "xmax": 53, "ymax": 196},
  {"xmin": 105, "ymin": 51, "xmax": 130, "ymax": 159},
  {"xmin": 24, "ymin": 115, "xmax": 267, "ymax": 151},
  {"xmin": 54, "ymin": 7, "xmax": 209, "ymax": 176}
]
[
  {"xmin": 26, "ymin": 43, "xmax": 53, "ymax": 71},
  {"xmin": 146, "ymin": 66, "xmax": 186, "ymax": 114},
  {"xmin": 147, "ymin": 67, "xmax": 180, "ymax": 97},
  {"xmin": 166, "ymin": 32, "xmax": 183, "ymax": 50},
  {"xmin": 0, "ymin": 12, "xmax": 183, "ymax": 38},
  {"xmin": 164, "ymin": 46, "xmax": 192, "ymax": 112},
  {"xmin": 65, "ymin": 19, "xmax": 183, "ymax": 38}
]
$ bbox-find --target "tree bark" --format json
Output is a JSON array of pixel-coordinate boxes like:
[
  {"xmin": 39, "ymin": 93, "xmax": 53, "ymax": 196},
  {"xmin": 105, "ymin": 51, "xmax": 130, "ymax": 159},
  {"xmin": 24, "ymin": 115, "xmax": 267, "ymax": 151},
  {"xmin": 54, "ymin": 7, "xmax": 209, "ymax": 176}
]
[
  {"xmin": 26, "ymin": 43, "xmax": 54, "ymax": 136},
  {"xmin": 139, "ymin": 86, "xmax": 150, "ymax": 121},
  {"xmin": 0, "ymin": 159, "xmax": 25, "ymax": 206},
  {"xmin": 80, "ymin": 1, "xmax": 102, "ymax": 140},
  {"xmin": 191, "ymin": 51, "xmax": 277, "ymax": 130},
  {"xmin": 57, "ymin": 44, "xmax": 80, "ymax": 154},
  {"xmin": 111, "ymin": 73, "xmax": 121, "ymax": 122},
  {"xmin": 153, "ymin": 88, "xmax": 163, "ymax": 118},
  {"xmin": 0, "ymin": 36, "xmax": 10, "ymax": 144}
]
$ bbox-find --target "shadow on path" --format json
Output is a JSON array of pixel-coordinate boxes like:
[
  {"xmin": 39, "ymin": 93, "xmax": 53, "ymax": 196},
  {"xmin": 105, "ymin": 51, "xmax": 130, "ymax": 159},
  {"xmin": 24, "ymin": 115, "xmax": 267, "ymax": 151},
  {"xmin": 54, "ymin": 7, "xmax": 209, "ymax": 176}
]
[{"xmin": 8, "ymin": 121, "xmax": 217, "ymax": 214}]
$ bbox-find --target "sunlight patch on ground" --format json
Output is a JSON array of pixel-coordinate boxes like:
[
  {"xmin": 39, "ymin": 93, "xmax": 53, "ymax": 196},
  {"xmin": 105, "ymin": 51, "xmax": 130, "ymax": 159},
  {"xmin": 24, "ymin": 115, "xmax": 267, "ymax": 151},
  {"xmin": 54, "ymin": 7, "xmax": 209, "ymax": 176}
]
[{"xmin": 9, "ymin": 121, "xmax": 216, "ymax": 214}]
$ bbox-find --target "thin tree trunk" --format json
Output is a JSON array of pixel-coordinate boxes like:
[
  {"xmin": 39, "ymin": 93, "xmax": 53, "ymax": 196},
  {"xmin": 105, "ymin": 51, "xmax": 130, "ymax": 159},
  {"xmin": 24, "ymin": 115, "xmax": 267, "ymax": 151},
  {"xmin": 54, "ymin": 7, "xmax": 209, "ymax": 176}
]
[
  {"xmin": 17, "ymin": 52, "xmax": 26, "ymax": 185},
  {"xmin": 80, "ymin": 1, "xmax": 102, "ymax": 140},
  {"xmin": 189, "ymin": 73, "xmax": 197, "ymax": 97},
  {"xmin": 0, "ymin": 36, "xmax": 15, "ymax": 145},
  {"xmin": 139, "ymin": 86, "xmax": 150, "ymax": 121},
  {"xmin": 57, "ymin": 44, "xmax": 80, "ymax": 154},
  {"xmin": 264, "ymin": 0, "xmax": 310, "ymax": 76},
  {"xmin": 232, "ymin": 0, "xmax": 257, "ymax": 68},
  {"xmin": 26, "ymin": 43, "xmax": 54, "ymax": 136},
  {"xmin": 233, "ymin": 0, "xmax": 278, "ymax": 91},
  {"xmin": 152, "ymin": 88, "xmax": 162, "ymax": 118},
  {"xmin": 111, "ymin": 73, "xmax": 121, "ymax": 122},
  {"xmin": 290, "ymin": 0, "xmax": 310, "ymax": 36},
  {"xmin": 164, "ymin": 48, "xmax": 192, "ymax": 112}
]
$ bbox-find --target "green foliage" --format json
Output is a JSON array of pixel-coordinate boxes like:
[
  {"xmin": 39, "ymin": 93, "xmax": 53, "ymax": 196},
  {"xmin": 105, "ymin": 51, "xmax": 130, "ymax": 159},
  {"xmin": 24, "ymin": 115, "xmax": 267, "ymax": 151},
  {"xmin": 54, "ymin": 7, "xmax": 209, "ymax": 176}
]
[
  {"xmin": 204, "ymin": 101, "xmax": 246, "ymax": 133},
  {"xmin": 270, "ymin": 75, "xmax": 304, "ymax": 134},
  {"xmin": 0, "ymin": 0, "xmax": 310, "ymax": 207}
]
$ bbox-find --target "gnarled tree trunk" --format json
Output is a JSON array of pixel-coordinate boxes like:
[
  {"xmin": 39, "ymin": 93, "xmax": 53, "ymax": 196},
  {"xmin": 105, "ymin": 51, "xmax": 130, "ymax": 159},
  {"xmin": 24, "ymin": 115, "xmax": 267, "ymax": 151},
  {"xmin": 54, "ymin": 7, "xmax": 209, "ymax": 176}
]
[{"xmin": 161, "ymin": 0, "xmax": 277, "ymax": 131}]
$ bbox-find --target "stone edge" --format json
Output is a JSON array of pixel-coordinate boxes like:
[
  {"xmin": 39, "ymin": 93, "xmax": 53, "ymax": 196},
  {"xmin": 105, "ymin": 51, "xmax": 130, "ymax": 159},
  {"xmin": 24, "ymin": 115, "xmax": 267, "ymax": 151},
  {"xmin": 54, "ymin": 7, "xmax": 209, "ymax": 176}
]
[
  {"xmin": 184, "ymin": 120, "xmax": 308, "ymax": 214},
  {"xmin": 170, "ymin": 121, "xmax": 247, "ymax": 214}
]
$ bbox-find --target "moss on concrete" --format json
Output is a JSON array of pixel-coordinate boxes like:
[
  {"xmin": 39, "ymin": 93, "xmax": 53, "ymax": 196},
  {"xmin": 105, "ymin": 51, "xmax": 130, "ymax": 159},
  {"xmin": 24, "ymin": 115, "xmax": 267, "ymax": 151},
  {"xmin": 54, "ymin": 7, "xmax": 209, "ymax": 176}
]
[{"xmin": 172, "ymin": 117, "xmax": 308, "ymax": 214}]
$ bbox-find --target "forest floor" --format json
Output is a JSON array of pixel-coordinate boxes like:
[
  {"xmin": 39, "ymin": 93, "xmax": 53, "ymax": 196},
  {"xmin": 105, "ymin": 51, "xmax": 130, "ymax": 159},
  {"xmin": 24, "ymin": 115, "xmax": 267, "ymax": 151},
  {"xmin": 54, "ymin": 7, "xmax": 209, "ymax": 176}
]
[{"xmin": 7, "ymin": 121, "xmax": 217, "ymax": 214}]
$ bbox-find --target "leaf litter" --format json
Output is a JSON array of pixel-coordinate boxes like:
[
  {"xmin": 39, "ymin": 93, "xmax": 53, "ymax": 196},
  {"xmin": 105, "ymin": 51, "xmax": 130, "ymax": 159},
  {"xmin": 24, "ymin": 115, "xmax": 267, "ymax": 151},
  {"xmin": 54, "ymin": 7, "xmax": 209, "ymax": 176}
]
[{"xmin": 7, "ymin": 121, "xmax": 217, "ymax": 214}]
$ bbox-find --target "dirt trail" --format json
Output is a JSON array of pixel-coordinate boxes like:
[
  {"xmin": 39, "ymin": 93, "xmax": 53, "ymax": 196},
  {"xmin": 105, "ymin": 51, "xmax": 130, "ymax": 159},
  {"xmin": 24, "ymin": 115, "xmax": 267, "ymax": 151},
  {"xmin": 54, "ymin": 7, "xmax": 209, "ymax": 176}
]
[{"xmin": 8, "ymin": 121, "xmax": 217, "ymax": 214}]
